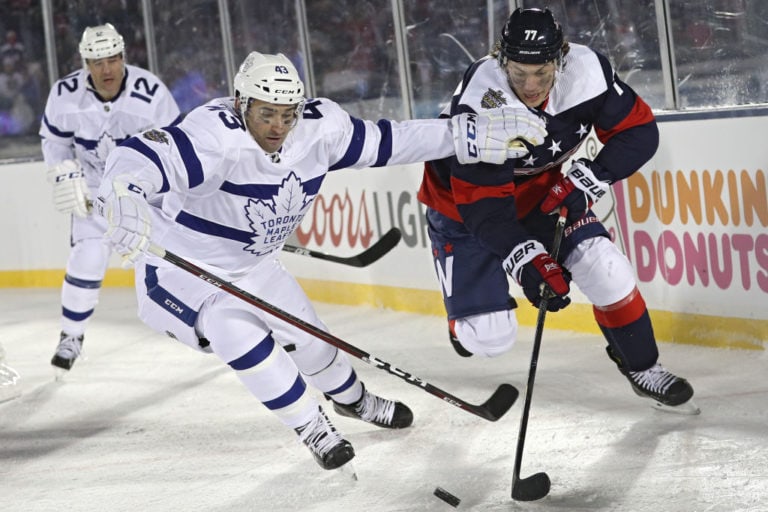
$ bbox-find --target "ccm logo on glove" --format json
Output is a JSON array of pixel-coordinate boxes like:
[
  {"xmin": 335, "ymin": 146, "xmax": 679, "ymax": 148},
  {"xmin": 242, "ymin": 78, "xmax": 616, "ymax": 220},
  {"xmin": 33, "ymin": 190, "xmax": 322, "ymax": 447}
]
[{"xmin": 463, "ymin": 112, "xmax": 479, "ymax": 160}]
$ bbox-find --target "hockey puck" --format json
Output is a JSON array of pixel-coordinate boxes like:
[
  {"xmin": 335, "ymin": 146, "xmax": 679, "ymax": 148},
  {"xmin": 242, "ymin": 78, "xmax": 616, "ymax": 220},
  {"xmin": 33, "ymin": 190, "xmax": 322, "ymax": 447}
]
[{"xmin": 434, "ymin": 487, "xmax": 461, "ymax": 507}]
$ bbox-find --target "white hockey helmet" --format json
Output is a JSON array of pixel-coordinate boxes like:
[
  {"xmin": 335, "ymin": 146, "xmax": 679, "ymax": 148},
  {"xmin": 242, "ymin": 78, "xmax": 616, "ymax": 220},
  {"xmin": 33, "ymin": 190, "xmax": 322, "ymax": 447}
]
[
  {"xmin": 234, "ymin": 52, "xmax": 305, "ymax": 118},
  {"xmin": 79, "ymin": 23, "xmax": 125, "ymax": 62}
]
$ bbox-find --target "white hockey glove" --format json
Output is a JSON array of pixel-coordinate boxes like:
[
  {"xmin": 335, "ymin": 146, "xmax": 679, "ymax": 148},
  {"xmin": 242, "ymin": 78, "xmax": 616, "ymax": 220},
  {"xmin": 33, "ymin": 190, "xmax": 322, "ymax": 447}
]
[
  {"xmin": 540, "ymin": 158, "xmax": 610, "ymax": 222},
  {"xmin": 104, "ymin": 181, "xmax": 152, "ymax": 267},
  {"xmin": 46, "ymin": 159, "xmax": 91, "ymax": 218},
  {"xmin": 452, "ymin": 108, "xmax": 548, "ymax": 165}
]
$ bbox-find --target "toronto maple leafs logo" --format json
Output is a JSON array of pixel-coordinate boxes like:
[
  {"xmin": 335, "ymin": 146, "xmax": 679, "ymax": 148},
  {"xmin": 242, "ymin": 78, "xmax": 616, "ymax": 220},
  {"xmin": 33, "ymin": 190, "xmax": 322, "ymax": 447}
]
[
  {"xmin": 94, "ymin": 132, "xmax": 118, "ymax": 162},
  {"xmin": 243, "ymin": 172, "xmax": 313, "ymax": 255}
]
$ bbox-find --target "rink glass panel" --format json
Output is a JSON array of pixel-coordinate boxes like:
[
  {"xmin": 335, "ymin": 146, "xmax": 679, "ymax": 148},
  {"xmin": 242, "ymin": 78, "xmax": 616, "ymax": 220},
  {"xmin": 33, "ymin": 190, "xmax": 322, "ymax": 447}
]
[{"xmin": 1, "ymin": 0, "xmax": 767, "ymax": 161}]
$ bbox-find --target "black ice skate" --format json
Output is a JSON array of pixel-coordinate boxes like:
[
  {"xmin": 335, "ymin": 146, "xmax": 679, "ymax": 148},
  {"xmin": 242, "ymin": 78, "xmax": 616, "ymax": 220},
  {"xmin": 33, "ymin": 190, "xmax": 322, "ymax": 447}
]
[
  {"xmin": 295, "ymin": 406, "xmax": 355, "ymax": 470},
  {"xmin": 332, "ymin": 384, "xmax": 414, "ymax": 429},
  {"xmin": 51, "ymin": 332, "xmax": 84, "ymax": 371},
  {"xmin": 607, "ymin": 347, "xmax": 699, "ymax": 414}
]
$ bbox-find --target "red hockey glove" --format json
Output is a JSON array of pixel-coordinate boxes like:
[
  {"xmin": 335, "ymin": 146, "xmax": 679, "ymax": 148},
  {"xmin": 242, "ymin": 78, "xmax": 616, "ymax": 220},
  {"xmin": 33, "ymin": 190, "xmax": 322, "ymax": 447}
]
[{"xmin": 503, "ymin": 240, "xmax": 571, "ymax": 312}]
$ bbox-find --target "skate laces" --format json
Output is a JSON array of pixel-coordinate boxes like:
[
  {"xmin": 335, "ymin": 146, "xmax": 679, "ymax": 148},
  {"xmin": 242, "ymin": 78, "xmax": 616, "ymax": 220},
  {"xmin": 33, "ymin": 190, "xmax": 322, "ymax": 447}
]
[
  {"xmin": 56, "ymin": 334, "xmax": 83, "ymax": 359},
  {"xmin": 356, "ymin": 390, "xmax": 396, "ymax": 426},
  {"xmin": 297, "ymin": 409, "xmax": 344, "ymax": 457},
  {"xmin": 629, "ymin": 364, "xmax": 678, "ymax": 394}
]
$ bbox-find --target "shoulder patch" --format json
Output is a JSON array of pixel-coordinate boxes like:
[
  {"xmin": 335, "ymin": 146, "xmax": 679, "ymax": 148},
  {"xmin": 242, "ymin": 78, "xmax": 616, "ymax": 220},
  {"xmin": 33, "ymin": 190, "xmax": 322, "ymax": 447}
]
[
  {"xmin": 142, "ymin": 129, "xmax": 169, "ymax": 144},
  {"xmin": 480, "ymin": 89, "xmax": 508, "ymax": 109}
]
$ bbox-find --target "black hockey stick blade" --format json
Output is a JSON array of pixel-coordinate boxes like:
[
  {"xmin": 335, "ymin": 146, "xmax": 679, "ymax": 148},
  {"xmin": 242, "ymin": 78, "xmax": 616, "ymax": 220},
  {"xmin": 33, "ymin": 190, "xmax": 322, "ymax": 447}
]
[
  {"xmin": 478, "ymin": 383, "xmax": 519, "ymax": 421},
  {"xmin": 282, "ymin": 228, "xmax": 401, "ymax": 267},
  {"xmin": 512, "ymin": 472, "xmax": 551, "ymax": 501}
]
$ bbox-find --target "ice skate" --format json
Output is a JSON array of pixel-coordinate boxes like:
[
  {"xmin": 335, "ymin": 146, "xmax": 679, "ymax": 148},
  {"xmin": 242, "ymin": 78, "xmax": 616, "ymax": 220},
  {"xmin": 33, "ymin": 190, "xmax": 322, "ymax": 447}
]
[
  {"xmin": 51, "ymin": 332, "xmax": 84, "ymax": 377},
  {"xmin": 625, "ymin": 364, "xmax": 700, "ymax": 415},
  {"xmin": 332, "ymin": 384, "xmax": 414, "ymax": 429},
  {"xmin": 295, "ymin": 406, "xmax": 355, "ymax": 470},
  {"xmin": 607, "ymin": 347, "xmax": 699, "ymax": 414}
]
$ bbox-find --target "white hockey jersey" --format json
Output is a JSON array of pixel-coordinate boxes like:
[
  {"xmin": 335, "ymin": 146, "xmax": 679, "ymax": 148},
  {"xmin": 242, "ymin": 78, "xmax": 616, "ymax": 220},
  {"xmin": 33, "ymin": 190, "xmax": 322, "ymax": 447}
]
[
  {"xmin": 40, "ymin": 64, "xmax": 181, "ymax": 188},
  {"xmin": 100, "ymin": 96, "xmax": 455, "ymax": 279}
]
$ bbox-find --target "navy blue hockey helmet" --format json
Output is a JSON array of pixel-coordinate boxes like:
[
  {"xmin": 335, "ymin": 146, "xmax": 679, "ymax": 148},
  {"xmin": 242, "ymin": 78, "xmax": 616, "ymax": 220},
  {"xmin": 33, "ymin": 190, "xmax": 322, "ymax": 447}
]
[{"xmin": 499, "ymin": 8, "xmax": 564, "ymax": 64}]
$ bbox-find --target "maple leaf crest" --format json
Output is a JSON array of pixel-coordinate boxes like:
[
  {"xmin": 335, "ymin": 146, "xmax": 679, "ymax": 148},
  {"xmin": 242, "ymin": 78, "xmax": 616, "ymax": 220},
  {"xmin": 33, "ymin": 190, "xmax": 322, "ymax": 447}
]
[
  {"xmin": 244, "ymin": 172, "xmax": 313, "ymax": 255},
  {"xmin": 94, "ymin": 133, "xmax": 118, "ymax": 162}
]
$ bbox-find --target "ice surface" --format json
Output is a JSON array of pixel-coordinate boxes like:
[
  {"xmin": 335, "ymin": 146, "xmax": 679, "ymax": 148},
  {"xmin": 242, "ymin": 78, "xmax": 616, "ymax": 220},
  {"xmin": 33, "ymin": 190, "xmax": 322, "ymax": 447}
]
[{"xmin": 1, "ymin": 289, "xmax": 766, "ymax": 511}]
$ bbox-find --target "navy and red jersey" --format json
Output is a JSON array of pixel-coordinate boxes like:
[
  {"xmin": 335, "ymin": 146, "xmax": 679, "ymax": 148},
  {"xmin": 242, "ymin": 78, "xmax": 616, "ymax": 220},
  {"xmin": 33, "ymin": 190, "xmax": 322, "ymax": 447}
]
[{"xmin": 418, "ymin": 43, "xmax": 658, "ymax": 259}]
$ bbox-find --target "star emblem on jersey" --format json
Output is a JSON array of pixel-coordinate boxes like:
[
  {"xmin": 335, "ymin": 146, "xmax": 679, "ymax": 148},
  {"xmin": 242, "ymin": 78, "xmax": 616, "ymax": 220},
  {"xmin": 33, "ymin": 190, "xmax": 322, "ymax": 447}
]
[
  {"xmin": 480, "ymin": 89, "xmax": 508, "ymax": 109},
  {"xmin": 243, "ymin": 172, "xmax": 312, "ymax": 256},
  {"xmin": 143, "ymin": 129, "xmax": 170, "ymax": 145},
  {"xmin": 547, "ymin": 139, "xmax": 562, "ymax": 156}
]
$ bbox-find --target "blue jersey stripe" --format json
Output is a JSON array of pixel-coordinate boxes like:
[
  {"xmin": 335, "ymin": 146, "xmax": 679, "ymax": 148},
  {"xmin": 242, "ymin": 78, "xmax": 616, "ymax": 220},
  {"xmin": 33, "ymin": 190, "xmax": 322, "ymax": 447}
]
[
  {"xmin": 144, "ymin": 265, "xmax": 199, "ymax": 327},
  {"xmin": 325, "ymin": 369, "xmax": 357, "ymax": 396},
  {"xmin": 121, "ymin": 137, "xmax": 171, "ymax": 193},
  {"xmin": 165, "ymin": 126, "xmax": 204, "ymax": 188},
  {"xmin": 228, "ymin": 334, "xmax": 276, "ymax": 370},
  {"xmin": 74, "ymin": 134, "xmax": 130, "ymax": 151},
  {"xmin": 175, "ymin": 210, "xmax": 253, "ymax": 243},
  {"xmin": 373, "ymin": 119, "xmax": 393, "ymax": 167},
  {"xmin": 62, "ymin": 306, "xmax": 94, "ymax": 322},
  {"xmin": 219, "ymin": 173, "xmax": 325, "ymax": 199},
  {"xmin": 64, "ymin": 274, "xmax": 102, "ymax": 289},
  {"xmin": 329, "ymin": 116, "xmax": 366, "ymax": 171},
  {"xmin": 41, "ymin": 114, "xmax": 74, "ymax": 138},
  {"xmin": 263, "ymin": 375, "xmax": 307, "ymax": 410}
]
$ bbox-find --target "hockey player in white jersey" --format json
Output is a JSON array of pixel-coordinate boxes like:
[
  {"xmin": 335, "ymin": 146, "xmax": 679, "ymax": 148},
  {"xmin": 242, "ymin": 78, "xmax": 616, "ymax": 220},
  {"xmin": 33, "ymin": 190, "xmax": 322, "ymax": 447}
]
[
  {"xmin": 95, "ymin": 51, "xmax": 547, "ymax": 470},
  {"xmin": 39, "ymin": 23, "xmax": 181, "ymax": 374}
]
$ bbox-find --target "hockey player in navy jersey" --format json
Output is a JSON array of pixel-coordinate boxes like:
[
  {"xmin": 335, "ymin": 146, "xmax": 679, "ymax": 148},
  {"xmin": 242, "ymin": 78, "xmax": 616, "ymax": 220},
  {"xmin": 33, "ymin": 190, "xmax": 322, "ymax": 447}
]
[
  {"xmin": 95, "ymin": 51, "xmax": 548, "ymax": 470},
  {"xmin": 39, "ymin": 23, "xmax": 181, "ymax": 374},
  {"xmin": 418, "ymin": 8, "xmax": 696, "ymax": 411}
]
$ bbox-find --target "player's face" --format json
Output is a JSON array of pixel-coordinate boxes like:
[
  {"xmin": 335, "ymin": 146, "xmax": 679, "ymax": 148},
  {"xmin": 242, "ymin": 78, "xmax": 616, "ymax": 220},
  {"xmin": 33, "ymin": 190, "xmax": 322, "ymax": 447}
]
[
  {"xmin": 505, "ymin": 60, "xmax": 556, "ymax": 108},
  {"xmin": 86, "ymin": 54, "xmax": 125, "ymax": 101},
  {"xmin": 245, "ymin": 99, "xmax": 300, "ymax": 154}
]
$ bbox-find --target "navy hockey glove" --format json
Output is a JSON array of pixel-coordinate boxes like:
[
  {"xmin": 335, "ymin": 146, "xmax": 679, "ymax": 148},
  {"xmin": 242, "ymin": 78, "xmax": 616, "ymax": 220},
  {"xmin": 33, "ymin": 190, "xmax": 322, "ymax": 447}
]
[
  {"xmin": 503, "ymin": 240, "xmax": 571, "ymax": 312},
  {"xmin": 540, "ymin": 159, "xmax": 610, "ymax": 222}
]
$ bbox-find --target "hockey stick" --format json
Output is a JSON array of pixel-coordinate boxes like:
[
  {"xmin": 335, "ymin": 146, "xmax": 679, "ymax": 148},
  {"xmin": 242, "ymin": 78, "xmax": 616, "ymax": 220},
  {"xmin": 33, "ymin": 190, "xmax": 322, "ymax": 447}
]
[
  {"xmin": 511, "ymin": 207, "xmax": 568, "ymax": 501},
  {"xmin": 148, "ymin": 244, "xmax": 519, "ymax": 422},
  {"xmin": 281, "ymin": 228, "xmax": 402, "ymax": 267}
]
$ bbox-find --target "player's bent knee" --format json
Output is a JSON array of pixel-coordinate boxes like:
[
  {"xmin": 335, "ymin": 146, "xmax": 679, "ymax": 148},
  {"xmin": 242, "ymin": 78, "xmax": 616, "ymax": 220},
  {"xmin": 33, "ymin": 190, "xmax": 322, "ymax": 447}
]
[
  {"xmin": 566, "ymin": 236, "xmax": 637, "ymax": 306},
  {"xmin": 454, "ymin": 309, "xmax": 518, "ymax": 358}
]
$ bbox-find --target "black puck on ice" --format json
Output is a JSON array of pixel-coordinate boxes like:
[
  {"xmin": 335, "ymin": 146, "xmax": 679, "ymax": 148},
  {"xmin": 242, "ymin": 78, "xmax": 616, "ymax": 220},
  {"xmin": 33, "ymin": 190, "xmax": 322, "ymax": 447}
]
[{"xmin": 434, "ymin": 487, "xmax": 461, "ymax": 507}]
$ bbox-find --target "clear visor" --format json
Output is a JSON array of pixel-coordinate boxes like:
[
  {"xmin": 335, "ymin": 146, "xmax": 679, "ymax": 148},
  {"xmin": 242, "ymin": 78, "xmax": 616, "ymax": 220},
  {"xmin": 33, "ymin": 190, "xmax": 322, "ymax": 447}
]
[{"xmin": 248, "ymin": 101, "xmax": 304, "ymax": 128}]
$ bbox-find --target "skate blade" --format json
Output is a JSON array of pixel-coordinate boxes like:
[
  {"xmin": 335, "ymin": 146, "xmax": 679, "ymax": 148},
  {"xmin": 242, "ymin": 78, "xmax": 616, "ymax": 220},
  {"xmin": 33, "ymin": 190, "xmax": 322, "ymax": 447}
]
[
  {"xmin": 337, "ymin": 460, "xmax": 358, "ymax": 481},
  {"xmin": 651, "ymin": 399, "xmax": 701, "ymax": 415}
]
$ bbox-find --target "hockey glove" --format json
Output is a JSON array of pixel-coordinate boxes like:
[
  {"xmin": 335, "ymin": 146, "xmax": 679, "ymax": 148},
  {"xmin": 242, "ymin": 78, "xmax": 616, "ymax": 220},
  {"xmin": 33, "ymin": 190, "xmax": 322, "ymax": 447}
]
[
  {"xmin": 104, "ymin": 180, "xmax": 152, "ymax": 268},
  {"xmin": 452, "ymin": 107, "xmax": 547, "ymax": 165},
  {"xmin": 540, "ymin": 159, "xmax": 610, "ymax": 222},
  {"xmin": 46, "ymin": 159, "xmax": 91, "ymax": 218},
  {"xmin": 503, "ymin": 240, "xmax": 571, "ymax": 312}
]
